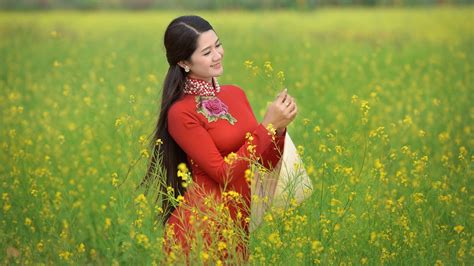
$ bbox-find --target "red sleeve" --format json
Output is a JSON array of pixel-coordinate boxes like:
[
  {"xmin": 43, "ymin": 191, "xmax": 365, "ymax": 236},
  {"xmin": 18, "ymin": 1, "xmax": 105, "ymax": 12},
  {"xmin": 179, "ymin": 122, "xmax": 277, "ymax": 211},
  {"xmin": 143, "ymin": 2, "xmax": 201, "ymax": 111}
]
[
  {"xmin": 260, "ymin": 128, "xmax": 286, "ymax": 169},
  {"xmin": 168, "ymin": 104, "xmax": 279, "ymax": 186},
  {"xmin": 238, "ymin": 86, "xmax": 286, "ymax": 170}
]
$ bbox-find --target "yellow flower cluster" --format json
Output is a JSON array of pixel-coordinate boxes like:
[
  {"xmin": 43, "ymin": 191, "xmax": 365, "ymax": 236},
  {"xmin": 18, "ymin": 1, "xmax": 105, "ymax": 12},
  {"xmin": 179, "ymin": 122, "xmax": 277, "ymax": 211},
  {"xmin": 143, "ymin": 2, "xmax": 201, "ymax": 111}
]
[{"xmin": 177, "ymin": 162, "xmax": 192, "ymax": 188}]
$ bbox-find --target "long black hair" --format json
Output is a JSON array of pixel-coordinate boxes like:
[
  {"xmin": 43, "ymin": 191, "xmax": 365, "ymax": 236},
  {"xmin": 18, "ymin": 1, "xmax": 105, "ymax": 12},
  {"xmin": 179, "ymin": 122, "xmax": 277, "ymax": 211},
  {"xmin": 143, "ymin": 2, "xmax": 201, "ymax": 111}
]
[{"xmin": 141, "ymin": 16, "xmax": 214, "ymax": 224}]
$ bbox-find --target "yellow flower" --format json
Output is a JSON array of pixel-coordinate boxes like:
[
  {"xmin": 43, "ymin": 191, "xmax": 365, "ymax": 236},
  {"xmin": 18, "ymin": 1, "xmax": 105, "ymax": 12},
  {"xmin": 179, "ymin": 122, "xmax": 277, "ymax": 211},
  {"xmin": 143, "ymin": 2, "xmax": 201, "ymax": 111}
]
[
  {"xmin": 178, "ymin": 163, "xmax": 188, "ymax": 172},
  {"xmin": 264, "ymin": 213, "xmax": 273, "ymax": 222},
  {"xmin": 77, "ymin": 243, "xmax": 86, "ymax": 253},
  {"xmin": 177, "ymin": 163, "xmax": 192, "ymax": 187},
  {"xmin": 217, "ymin": 241, "xmax": 227, "ymax": 251},
  {"xmin": 140, "ymin": 149, "xmax": 149, "ymax": 158},
  {"xmin": 247, "ymin": 144, "xmax": 256, "ymax": 154},
  {"xmin": 369, "ymin": 231, "xmax": 377, "ymax": 243},
  {"xmin": 459, "ymin": 146, "xmax": 467, "ymax": 160},
  {"xmin": 135, "ymin": 194, "xmax": 147, "ymax": 205},
  {"xmin": 129, "ymin": 94, "xmax": 136, "ymax": 104},
  {"xmin": 265, "ymin": 123, "xmax": 276, "ymax": 136},
  {"xmin": 111, "ymin": 172, "xmax": 119, "ymax": 187},
  {"xmin": 136, "ymin": 234, "xmax": 150, "ymax": 249},
  {"xmin": 438, "ymin": 132, "xmax": 449, "ymax": 143},
  {"xmin": 138, "ymin": 135, "xmax": 147, "ymax": 145},
  {"xmin": 245, "ymin": 132, "xmax": 254, "ymax": 141},
  {"xmin": 224, "ymin": 152, "xmax": 238, "ymax": 164},
  {"xmin": 268, "ymin": 232, "xmax": 282, "ymax": 248},
  {"xmin": 351, "ymin": 95, "xmax": 358, "ymax": 103},
  {"xmin": 59, "ymin": 251, "xmax": 72, "ymax": 261},
  {"xmin": 412, "ymin": 193, "xmax": 426, "ymax": 204},
  {"xmin": 276, "ymin": 71, "xmax": 285, "ymax": 83},
  {"xmin": 245, "ymin": 168, "xmax": 252, "ymax": 183},
  {"xmin": 200, "ymin": 251, "xmax": 209, "ymax": 261},
  {"xmin": 105, "ymin": 218, "xmax": 112, "ymax": 230},
  {"xmin": 418, "ymin": 130, "xmax": 426, "ymax": 137},
  {"xmin": 176, "ymin": 195, "xmax": 185, "ymax": 205},
  {"xmin": 115, "ymin": 118, "xmax": 122, "ymax": 127},
  {"xmin": 311, "ymin": 240, "xmax": 324, "ymax": 254},
  {"xmin": 330, "ymin": 198, "xmax": 341, "ymax": 206},
  {"xmin": 264, "ymin": 61, "xmax": 273, "ymax": 77},
  {"xmin": 297, "ymin": 145, "xmax": 304, "ymax": 156},
  {"xmin": 58, "ymin": 134, "xmax": 65, "ymax": 144},
  {"xmin": 155, "ymin": 138, "xmax": 163, "ymax": 145},
  {"xmin": 454, "ymin": 225, "xmax": 464, "ymax": 234},
  {"xmin": 360, "ymin": 100, "xmax": 370, "ymax": 113},
  {"xmin": 335, "ymin": 145, "xmax": 343, "ymax": 154},
  {"xmin": 117, "ymin": 84, "xmax": 126, "ymax": 93},
  {"xmin": 36, "ymin": 240, "xmax": 44, "ymax": 252},
  {"xmin": 244, "ymin": 60, "xmax": 254, "ymax": 68},
  {"xmin": 374, "ymin": 159, "xmax": 383, "ymax": 169},
  {"xmin": 319, "ymin": 144, "xmax": 329, "ymax": 153},
  {"xmin": 403, "ymin": 115, "xmax": 412, "ymax": 125},
  {"xmin": 167, "ymin": 186, "xmax": 174, "ymax": 195}
]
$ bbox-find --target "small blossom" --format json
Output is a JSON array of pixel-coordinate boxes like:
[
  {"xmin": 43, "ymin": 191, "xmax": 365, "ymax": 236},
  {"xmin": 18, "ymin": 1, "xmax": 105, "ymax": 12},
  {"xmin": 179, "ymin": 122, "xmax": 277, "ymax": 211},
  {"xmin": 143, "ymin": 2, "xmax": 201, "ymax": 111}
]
[
  {"xmin": 104, "ymin": 218, "xmax": 112, "ymax": 230},
  {"xmin": 77, "ymin": 243, "xmax": 86, "ymax": 253},
  {"xmin": 244, "ymin": 60, "xmax": 253, "ymax": 69},
  {"xmin": 59, "ymin": 251, "xmax": 72, "ymax": 261},
  {"xmin": 454, "ymin": 225, "xmax": 464, "ymax": 234}
]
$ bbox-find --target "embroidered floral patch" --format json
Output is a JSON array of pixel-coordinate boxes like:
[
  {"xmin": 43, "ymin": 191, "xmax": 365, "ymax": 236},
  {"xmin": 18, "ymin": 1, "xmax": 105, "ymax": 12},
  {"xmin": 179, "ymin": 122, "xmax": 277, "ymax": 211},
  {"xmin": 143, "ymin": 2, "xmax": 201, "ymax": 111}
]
[{"xmin": 195, "ymin": 96, "xmax": 237, "ymax": 125}]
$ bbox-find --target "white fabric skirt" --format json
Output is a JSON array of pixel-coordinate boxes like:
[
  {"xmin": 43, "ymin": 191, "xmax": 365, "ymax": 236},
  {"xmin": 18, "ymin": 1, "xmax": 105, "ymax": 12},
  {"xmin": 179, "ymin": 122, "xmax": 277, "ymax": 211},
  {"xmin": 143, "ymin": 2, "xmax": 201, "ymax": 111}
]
[{"xmin": 250, "ymin": 132, "xmax": 313, "ymax": 232}]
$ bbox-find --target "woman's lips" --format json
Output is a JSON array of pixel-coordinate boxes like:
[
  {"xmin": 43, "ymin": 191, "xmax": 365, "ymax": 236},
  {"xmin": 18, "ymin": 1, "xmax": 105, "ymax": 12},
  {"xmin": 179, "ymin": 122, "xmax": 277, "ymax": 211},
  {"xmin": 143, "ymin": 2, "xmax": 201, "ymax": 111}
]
[{"xmin": 212, "ymin": 62, "xmax": 221, "ymax": 69}]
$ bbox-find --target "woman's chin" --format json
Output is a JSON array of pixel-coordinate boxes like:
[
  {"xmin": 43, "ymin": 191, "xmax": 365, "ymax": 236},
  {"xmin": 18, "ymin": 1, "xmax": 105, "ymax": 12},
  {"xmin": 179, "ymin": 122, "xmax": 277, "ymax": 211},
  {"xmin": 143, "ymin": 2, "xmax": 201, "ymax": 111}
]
[{"xmin": 213, "ymin": 68, "xmax": 224, "ymax": 77}]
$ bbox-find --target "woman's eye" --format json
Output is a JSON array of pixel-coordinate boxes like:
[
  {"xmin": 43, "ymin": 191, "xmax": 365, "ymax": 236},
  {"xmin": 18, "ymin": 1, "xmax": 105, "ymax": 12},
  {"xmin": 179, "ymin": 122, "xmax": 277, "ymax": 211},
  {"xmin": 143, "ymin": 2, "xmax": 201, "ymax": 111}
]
[
  {"xmin": 216, "ymin": 43, "xmax": 222, "ymax": 47},
  {"xmin": 204, "ymin": 52, "xmax": 211, "ymax": 56}
]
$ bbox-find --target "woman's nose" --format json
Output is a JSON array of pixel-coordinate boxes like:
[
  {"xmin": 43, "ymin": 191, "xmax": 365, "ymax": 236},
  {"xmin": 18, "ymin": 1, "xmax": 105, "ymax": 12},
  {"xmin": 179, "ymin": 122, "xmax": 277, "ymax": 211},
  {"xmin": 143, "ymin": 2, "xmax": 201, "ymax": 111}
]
[{"xmin": 213, "ymin": 50, "xmax": 222, "ymax": 61}]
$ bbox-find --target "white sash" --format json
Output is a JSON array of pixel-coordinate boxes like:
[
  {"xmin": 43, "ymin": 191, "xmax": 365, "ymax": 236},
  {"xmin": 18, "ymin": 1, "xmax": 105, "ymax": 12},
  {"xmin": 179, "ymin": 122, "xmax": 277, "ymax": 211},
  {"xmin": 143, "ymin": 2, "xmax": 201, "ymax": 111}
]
[{"xmin": 250, "ymin": 132, "xmax": 313, "ymax": 232}]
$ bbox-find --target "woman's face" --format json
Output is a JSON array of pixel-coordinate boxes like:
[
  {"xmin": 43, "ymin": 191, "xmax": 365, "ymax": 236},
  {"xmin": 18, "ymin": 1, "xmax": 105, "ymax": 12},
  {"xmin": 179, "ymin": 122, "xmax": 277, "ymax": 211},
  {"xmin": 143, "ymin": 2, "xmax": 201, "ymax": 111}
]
[{"xmin": 183, "ymin": 30, "xmax": 224, "ymax": 82}]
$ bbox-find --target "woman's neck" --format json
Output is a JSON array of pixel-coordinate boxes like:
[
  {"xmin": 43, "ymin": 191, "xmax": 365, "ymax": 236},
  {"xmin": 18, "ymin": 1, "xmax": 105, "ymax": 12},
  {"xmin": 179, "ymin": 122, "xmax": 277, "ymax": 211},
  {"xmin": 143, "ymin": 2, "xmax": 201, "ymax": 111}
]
[{"xmin": 187, "ymin": 74, "xmax": 212, "ymax": 84}]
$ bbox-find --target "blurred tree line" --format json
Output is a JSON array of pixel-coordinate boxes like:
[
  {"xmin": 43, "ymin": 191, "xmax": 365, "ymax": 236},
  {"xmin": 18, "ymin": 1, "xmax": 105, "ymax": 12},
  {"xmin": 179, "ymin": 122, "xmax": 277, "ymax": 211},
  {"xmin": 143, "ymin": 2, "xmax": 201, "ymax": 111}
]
[{"xmin": 0, "ymin": 0, "xmax": 471, "ymax": 10}]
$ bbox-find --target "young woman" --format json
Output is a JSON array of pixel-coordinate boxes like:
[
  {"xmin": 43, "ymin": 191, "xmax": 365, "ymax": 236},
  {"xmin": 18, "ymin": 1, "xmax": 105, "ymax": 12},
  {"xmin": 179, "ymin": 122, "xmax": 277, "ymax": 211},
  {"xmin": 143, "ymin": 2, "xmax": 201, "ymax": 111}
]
[{"xmin": 142, "ymin": 15, "xmax": 298, "ymax": 261}]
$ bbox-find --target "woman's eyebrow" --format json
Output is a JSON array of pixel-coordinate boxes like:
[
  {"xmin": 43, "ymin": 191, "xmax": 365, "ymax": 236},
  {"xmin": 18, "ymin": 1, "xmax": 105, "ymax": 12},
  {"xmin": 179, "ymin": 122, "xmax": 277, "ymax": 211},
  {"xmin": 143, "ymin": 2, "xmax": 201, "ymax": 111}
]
[{"xmin": 200, "ymin": 39, "xmax": 220, "ymax": 53}]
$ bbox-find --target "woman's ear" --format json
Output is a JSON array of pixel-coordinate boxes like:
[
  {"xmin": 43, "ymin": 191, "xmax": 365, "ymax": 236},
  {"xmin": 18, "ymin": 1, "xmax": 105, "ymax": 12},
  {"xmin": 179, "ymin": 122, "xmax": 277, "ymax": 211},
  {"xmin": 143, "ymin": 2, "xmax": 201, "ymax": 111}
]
[{"xmin": 177, "ymin": 61, "xmax": 189, "ymax": 71}]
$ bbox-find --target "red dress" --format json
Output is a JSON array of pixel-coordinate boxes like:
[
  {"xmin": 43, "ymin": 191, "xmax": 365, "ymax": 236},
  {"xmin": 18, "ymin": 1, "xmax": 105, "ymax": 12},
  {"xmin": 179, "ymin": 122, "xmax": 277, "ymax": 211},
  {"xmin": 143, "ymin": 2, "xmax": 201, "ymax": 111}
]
[{"xmin": 164, "ymin": 80, "xmax": 285, "ymax": 261}]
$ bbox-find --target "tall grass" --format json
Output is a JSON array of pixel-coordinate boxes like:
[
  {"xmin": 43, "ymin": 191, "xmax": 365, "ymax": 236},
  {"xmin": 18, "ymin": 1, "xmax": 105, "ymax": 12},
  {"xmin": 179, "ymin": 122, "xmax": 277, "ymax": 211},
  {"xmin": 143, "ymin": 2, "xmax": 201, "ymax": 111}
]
[{"xmin": 1, "ymin": 7, "xmax": 472, "ymax": 264}]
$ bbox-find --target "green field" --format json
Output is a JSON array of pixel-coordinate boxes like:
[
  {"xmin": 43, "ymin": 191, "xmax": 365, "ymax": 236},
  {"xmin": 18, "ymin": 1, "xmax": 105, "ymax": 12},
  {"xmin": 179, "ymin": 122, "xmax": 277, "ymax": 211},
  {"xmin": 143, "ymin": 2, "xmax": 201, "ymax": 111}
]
[{"xmin": 1, "ymin": 8, "xmax": 473, "ymax": 265}]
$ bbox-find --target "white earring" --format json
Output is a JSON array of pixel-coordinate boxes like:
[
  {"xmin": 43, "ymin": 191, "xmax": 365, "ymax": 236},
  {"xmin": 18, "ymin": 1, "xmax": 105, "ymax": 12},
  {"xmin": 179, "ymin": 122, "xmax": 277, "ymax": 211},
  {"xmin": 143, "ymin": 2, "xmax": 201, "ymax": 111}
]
[{"xmin": 184, "ymin": 66, "xmax": 190, "ymax": 73}]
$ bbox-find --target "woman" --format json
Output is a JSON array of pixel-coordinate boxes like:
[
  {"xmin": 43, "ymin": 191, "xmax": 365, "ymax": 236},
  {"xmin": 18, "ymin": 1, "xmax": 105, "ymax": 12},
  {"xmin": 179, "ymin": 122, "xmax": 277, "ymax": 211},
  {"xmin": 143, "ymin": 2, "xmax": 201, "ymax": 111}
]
[{"xmin": 142, "ymin": 15, "xmax": 298, "ymax": 262}]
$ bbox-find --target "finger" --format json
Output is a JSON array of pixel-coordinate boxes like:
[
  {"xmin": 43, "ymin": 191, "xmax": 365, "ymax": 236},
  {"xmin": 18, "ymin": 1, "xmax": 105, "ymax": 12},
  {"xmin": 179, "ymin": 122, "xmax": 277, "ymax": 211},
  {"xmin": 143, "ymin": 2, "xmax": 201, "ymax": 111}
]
[
  {"xmin": 284, "ymin": 96, "xmax": 295, "ymax": 108},
  {"xmin": 289, "ymin": 103, "xmax": 298, "ymax": 118},
  {"xmin": 287, "ymin": 101, "xmax": 297, "ymax": 113},
  {"xmin": 275, "ymin": 89, "xmax": 284, "ymax": 99},
  {"xmin": 276, "ymin": 88, "xmax": 288, "ymax": 103}
]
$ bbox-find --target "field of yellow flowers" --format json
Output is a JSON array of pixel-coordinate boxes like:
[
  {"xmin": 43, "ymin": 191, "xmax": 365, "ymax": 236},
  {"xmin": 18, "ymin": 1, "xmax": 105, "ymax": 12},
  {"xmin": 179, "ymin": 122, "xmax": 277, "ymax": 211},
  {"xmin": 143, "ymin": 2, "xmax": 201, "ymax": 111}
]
[{"xmin": 1, "ymin": 7, "xmax": 473, "ymax": 265}]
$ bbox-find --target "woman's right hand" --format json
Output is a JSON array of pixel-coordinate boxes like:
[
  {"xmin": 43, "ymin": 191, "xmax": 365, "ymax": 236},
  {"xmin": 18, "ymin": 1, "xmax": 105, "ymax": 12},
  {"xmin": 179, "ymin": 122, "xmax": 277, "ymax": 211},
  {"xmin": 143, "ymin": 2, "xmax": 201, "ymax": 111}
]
[{"xmin": 261, "ymin": 88, "xmax": 298, "ymax": 131}]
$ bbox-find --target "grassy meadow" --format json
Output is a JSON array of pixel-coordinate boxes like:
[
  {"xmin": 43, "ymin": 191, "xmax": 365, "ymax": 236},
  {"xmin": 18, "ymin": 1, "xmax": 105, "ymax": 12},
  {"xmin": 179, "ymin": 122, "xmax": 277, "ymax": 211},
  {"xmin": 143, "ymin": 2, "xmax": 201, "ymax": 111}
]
[{"xmin": 1, "ymin": 7, "xmax": 473, "ymax": 265}]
